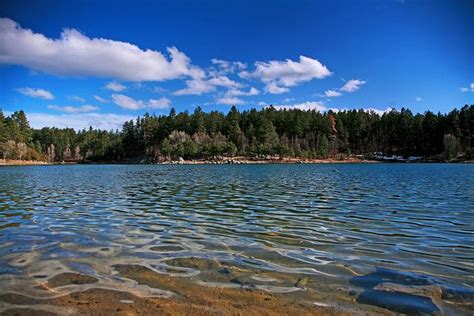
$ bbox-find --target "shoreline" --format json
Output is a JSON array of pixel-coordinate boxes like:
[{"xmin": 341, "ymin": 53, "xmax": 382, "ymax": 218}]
[
  {"xmin": 0, "ymin": 259, "xmax": 394, "ymax": 316},
  {"xmin": 159, "ymin": 157, "xmax": 379, "ymax": 164},
  {"xmin": 0, "ymin": 159, "xmax": 53, "ymax": 166},
  {"xmin": 1, "ymin": 157, "xmax": 472, "ymax": 166}
]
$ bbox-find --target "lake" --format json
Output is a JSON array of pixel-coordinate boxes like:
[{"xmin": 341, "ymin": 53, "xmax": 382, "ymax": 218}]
[{"xmin": 0, "ymin": 164, "xmax": 473, "ymax": 314}]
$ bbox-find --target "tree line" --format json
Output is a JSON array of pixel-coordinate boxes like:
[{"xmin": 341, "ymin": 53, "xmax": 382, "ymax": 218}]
[{"xmin": 0, "ymin": 105, "xmax": 472, "ymax": 162}]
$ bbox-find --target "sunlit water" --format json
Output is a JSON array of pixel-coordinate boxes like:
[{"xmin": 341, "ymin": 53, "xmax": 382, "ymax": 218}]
[{"xmin": 0, "ymin": 164, "xmax": 473, "ymax": 314}]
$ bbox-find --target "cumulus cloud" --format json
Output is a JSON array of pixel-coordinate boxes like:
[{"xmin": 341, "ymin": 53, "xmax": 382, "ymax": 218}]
[
  {"xmin": 340, "ymin": 79, "xmax": 366, "ymax": 92},
  {"xmin": 460, "ymin": 82, "xmax": 474, "ymax": 92},
  {"xmin": 148, "ymin": 98, "xmax": 172, "ymax": 109},
  {"xmin": 415, "ymin": 97, "xmax": 422, "ymax": 101},
  {"xmin": 15, "ymin": 112, "xmax": 135, "ymax": 131},
  {"xmin": 112, "ymin": 94, "xmax": 171, "ymax": 110},
  {"xmin": 217, "ymin": 97, "xmax": 245, "ymax": 105},
  {"xmin": 0, "ymin": 18, "xmax": 204, "ymax": 81},
  {"xmin": 240, "ymin": 56, "xmax": 331, "ymax": 94},
  {"xmin": 174, "ymin": 75, "xmax": 242, "ymax": 96},
  {"xmin": 265, "ymin": 83, "xmax": 290, "ymax": 94},
  {"xmin": 94, "ymin": 95, "xmax": 108, "ymax": 103},
  {"xmin": 174, "ymin": 79, "xmax": 216, "ymax": 95},
  {"xmin": 317, "ymin": 79, "xmax": 366, "ymax": 97},
  {"xmin": 48, "ymin": 104, "xmax": 98, "ymax": 113},
  {"xmin": 16, "ymin": 87, "xmax": 54, "ymax": 100},
  {"xmin": 105, "ymin": 82, "xmax": 126, "ymax": 91},
  {"xmin": 324, "ymin": 90, "xmax": 342, "ymax": 97},
  {"xmin": 207, "ymin": 76, "xmax": 242, "ymax": 88},
  {"xmin": 210, "ymin": 59, "xmax": 247, "ymax": 74},
  {"xmin": 225, "ymin": 87, "xmax": 260, "ymax": 97}
]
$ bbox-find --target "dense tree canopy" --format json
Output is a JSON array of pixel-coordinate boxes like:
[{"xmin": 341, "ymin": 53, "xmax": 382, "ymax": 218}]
[{"xmin": 0, "ymin": 105, "xmax": 472, "ymax": 162}]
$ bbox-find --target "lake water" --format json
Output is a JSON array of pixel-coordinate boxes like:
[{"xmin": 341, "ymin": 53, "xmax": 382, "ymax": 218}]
[{"xmin": 0, "ymin": 164, "xmax": 473, "ymax": 314}]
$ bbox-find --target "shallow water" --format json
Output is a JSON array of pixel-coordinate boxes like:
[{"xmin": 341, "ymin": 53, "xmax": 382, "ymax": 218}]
[{"xmin": 0, "ymin": 164, "xmax": 473, "ymax": 314}]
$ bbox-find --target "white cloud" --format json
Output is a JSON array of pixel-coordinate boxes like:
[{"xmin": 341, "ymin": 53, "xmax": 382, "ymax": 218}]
[
  {"xmin": 105, "ymin": 82, "xmax": 126, "ymax": 92},
  {"xmin": 240, "ymin": 55, "xmax": 331, "ymax": 94},
  {"xmin": 264, "ymin": 83, "xmax": 290, "ymax": 94},
  {"xmin": 226, "ymin": 87, "xmax": 260, "ymax": 97},
  {"xmin": 258, "ymin": 101, "xmax": 268, "ymax": 106},
  {"xmin": 271, "ymin": 101, "xmax": 328, "ymax": 111},
  {"xmin": 174, "ymin": 75, "xmax": 242, "ymax": 96},
  {"xmin": 415, "ymin": 97, "xmax": 422, "ymax": 101},
  {"xmin": 324, "ymin": 90, "xmax": 342, "ymax": 97},
  {"xmin": 460, "ymin": 82, "xmax": 474, "ymax": 92},
  {"xmin": 340, "ymin": 79, "xmax": 366, "ymax": 92},
  {"xmin": 148, "ymin": 98, "xmax": 172, "ymax": 109},
  {"xmin": 216, "ymin": 97, "xmax": 245, "ymax": 105},
  {"xmin": 16, "ymin": 87, "xmax": 54, "ymax": 100},
  {"xmin": 69, "ymin": 95, "xmax": 85, "ymax": 102},
  {"xmin": 18, "ymin": 112, "xmax": 135, "ymax": 130},
  {"xmin": 207, "ymin": 75, "xmax": 242, "ymax": 88},
  {"xmin": 0, "ymin": 18, "xmax": 204, "ymax": 81},
  {"xmin": 112, "ymin": 94, "xmax": 143, "ymax": 110},
  {"xmin": 94, "ymin": 95, "xmax": 108, "ymax": 103},
  {"xmin": 174, "ymin": 79, "xmax": 216, "ymax": 95},
  {"xmin": 111, "ymin": 94, "xmax": 171, "ymax": 110},
  {"xmin": 317, "ymin": 79, "xmax": 366, "ymax": 97},
  {"xmin": 48, "ymin": 104, "xmax": 98, "ymax": 113},
  {"xmin": 211, "ymin": 59, "xmax": 247, "ymax": 74}
]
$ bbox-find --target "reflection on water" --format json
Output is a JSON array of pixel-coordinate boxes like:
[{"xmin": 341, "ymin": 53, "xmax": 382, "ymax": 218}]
[{"xmin": 0, "ymin": 164, "xmax": 473, "ymax": 314}]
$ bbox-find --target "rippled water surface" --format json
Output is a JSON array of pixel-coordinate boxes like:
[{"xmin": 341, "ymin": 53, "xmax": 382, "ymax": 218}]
[{"xmin": 0, "ymin": 164, "xmax": 473, "ymax": 314}]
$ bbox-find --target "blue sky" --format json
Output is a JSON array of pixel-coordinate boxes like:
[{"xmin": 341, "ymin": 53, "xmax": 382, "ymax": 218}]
[{"xmin": 0, "ymin": 0, "xmax": 472, "ymax": 130}]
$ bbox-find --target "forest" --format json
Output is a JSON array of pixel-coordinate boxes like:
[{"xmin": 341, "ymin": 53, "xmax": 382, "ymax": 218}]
[{"xmin": 0, "ymin": 105, "xmax": 472, "ymax": 163}]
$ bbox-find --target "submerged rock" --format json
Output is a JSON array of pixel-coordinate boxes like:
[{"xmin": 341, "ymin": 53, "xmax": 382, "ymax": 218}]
[
  {"xmin": 295, "ymin": 277, "xmax": 309, "ymax": 288},
  {"xmin": 357, "ymin": 289, "xmax": 441, "ymax": 315},
  {"xmin": 374, "ymin": 283, "xmax": 443, "ymax": 300},
  {"xmin": 441, "ymin": 285, "xmax": 474, "ymax": 301}
]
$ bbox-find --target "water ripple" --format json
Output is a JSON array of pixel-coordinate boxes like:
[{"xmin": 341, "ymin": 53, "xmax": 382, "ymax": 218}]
[{"xmin": 0, "ymin": 164, "xmax": 473, "ymax": 313}]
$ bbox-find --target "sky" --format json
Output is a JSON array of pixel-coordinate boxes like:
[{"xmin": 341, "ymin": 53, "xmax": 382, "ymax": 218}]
[{"xmin": 0, "ymin": 0, "xmax": 473, "ymax": 130}]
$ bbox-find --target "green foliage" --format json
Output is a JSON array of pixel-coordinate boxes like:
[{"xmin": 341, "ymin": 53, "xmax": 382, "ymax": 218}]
[{"xmin": 0, "ymin": 105, "xmax": 473, "ymax": 162}]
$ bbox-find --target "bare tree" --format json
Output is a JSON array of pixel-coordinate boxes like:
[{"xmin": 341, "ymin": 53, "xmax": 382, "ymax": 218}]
[
  {"xmin": 74, "ymin": 146, "xmax": 81, "ymax": 159},
  {"xmin": 63, "ymin": 145, "xmax": 72, "ymax": 159},
  {"xmin": 443, "ymin": 134, "xmax": 459, "ymax": 159},
  {"xmin": 1, "ymin": 140, "xmax": 17, "ymax": 160},
  {"xmin": 17, "ymin": 142, "xmax": 28, "ymax": 160},
  {"xmin": 47, "ymin": 144, "xmax": 55, "ymax": 162}
]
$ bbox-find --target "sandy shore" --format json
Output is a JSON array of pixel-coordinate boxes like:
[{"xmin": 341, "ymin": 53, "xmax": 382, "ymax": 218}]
[
  {"xmin": 0, "ymin": 258, "xmax": 395, "ymax": 315},
  {"xmin": 0, "ymin": 159, "xmax": 52, "ymax": 166}
]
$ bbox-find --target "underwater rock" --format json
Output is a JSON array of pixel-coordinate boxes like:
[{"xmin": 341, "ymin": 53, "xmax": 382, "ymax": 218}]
[{"xmin": 357, "ymin": 289, "xmax": 441, "ymax": 315}]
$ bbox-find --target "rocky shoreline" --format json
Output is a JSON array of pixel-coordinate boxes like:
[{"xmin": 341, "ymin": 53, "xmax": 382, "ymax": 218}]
[{"xmin": 159, "ymin": 156, "xmax": 379, "ymax": 165}]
